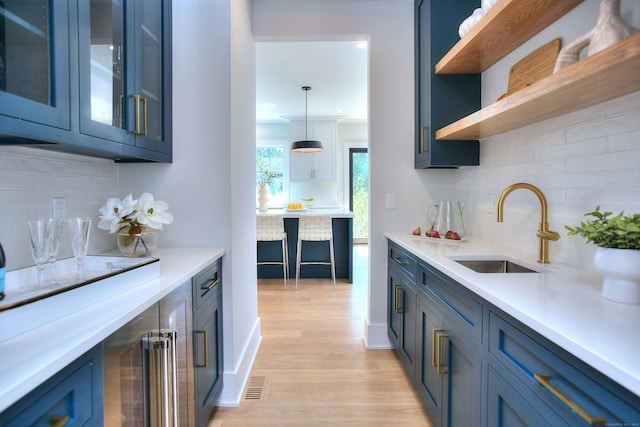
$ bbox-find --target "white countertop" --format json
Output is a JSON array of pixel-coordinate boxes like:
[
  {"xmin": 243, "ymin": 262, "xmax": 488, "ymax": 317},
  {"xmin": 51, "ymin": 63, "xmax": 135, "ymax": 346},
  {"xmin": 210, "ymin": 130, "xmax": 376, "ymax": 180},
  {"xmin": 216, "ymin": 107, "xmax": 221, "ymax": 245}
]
[
  {"xmin": 0, "ymin": 247, "xmax": 225, "ymax": 413},
  {"xmin": 257, "ymin": 208, "xmax": 354, "ymax": 218},
  {"xmin": 386, "ymin": 232, "xmax": 640, "ymax": 397}
]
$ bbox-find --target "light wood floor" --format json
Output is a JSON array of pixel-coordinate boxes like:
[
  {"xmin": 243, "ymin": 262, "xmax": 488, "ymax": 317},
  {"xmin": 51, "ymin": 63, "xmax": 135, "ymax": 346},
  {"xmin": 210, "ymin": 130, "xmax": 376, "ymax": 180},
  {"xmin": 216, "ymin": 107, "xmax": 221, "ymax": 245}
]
[{"xmin": 209, "ymin": 250, "xmax": 432, "ymax": 426}]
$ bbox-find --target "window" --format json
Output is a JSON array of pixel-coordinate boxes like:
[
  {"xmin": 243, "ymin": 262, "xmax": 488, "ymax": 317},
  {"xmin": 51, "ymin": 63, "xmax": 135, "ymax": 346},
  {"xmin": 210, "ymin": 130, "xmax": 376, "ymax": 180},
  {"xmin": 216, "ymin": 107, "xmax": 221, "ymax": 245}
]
[{"xmin": 256, "ymin": 145, "xmax": 286, "ymax": 204}]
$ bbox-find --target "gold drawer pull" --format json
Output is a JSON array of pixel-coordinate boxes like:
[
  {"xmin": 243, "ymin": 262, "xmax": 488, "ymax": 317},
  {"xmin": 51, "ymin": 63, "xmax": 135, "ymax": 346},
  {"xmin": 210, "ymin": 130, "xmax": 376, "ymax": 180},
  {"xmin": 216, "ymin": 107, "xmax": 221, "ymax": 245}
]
[
  {"xmin": 534, "ymin": 373, "xmax": 607, "ymax": 426},
  {"xmin": 394, "ymin": 284, "xmax": 403, "ymax": 314},
  {"xmin": 195, "ymin": 330, "xmax": 208, "ymax": 368},
  {"xmin": 49, "ymin": 415, "xmax": 70, "ymax": 427},
  {"xmin": 421, "ymin": 126, "xmax": 429, "ymax": 154},
  {"xmin": 436, "ymin": 332, "xmax": 448, "ymax": 375},
  {"xmin": 392, "ymin": 256, "xmax": 408, "ymax": 266},
  {"xmin": 201, "ymin": 277, "xmax": 221, "ymax": 292},
  {"xmin": 431, "ymin": 328, "xmax": 443, "ymax": 367}
]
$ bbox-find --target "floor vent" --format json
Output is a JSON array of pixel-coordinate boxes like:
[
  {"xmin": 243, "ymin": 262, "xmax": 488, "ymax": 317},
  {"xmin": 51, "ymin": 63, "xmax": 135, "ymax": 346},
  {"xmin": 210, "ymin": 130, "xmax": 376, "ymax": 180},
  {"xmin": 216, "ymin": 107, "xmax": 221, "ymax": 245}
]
[{"xmin": 244, "ymin": 375, "xmax": 266, "ymax": 400}]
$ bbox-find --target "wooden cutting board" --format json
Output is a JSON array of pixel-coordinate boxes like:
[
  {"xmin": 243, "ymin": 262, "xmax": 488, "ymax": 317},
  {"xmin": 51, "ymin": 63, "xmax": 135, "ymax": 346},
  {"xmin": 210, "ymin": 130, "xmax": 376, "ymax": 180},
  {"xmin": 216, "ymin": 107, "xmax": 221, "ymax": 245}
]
[{"xmin": 497, "ymin": 38, "xmax": 561, "ymax": 101}]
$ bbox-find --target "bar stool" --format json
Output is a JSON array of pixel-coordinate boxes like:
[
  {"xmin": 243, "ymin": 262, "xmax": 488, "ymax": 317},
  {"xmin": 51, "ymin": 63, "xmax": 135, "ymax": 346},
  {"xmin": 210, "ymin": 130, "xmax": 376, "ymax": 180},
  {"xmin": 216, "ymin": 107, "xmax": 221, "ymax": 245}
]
[
  {"xmin": 257, "ymin": 214, "xmax": 289, "ymax": 289},
  {"xmin": 296, "ymin": 214, "xmax": 336, "ymax": 291}
]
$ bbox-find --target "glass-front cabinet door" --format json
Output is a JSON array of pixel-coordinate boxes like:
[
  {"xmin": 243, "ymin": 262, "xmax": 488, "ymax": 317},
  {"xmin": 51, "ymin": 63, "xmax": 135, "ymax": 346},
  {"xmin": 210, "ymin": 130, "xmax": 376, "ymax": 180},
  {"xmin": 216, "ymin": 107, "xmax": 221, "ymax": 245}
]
[
  {"xmin": 78, "ymin": 0, "xmax": 171, "ymax": 155},
  {"xmin": 0, "ymin": 0, "xmax": 70, "ymax": 129}
]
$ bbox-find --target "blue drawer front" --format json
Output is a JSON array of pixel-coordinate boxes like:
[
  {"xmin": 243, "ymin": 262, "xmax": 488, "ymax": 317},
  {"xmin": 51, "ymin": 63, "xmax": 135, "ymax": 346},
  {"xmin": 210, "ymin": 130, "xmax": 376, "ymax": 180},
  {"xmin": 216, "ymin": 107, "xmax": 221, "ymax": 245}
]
[{"xmin": 489, "ymin": 312, "xmax": 640, "ymax": 426}]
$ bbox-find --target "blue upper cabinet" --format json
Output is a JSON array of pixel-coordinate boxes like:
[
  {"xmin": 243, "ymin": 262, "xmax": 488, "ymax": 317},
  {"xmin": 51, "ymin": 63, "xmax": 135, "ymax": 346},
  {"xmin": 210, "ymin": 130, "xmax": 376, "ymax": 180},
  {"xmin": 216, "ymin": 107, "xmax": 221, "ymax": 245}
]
[
  {"xmin": 0, "ymin": 1, "xmax": 71, "ymax": 130},
  {"xmin": 415, "ymin": 0, "xmax": 480, "ymax": 168},
  {"xmin": 0, "ymin": 0, "xmax": 172, "ymax": 162},
  {"xmin": 77, "ymin": 0, "xmax": 172, "ymax": 161}
]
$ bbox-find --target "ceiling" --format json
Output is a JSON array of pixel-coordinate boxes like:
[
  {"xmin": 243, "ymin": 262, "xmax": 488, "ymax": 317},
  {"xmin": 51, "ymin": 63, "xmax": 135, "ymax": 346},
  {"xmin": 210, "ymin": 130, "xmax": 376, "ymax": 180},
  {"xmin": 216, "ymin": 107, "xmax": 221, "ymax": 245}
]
[{"xmin": 256, "ymin": 41, "xmax": 369, "ymax": 122}]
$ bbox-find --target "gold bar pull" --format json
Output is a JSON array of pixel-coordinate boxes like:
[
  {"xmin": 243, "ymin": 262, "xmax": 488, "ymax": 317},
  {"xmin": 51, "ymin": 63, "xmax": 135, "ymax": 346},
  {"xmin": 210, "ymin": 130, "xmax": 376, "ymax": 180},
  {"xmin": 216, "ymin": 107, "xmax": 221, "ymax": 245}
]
[
  {"xmin": 49, "ymin": 415, "xmax": 70, "ymax": 427},
  {"xmin": 130, "ymin": 94, "xmax": 141, "ymax": 135},
  {"xmin": 394, "ymin": 284, "xmax": 403, "ymax": 313},
  {"xmin": 421, "ymin": 126, "xmax": 429, "ymax": 154},
  {"xmin": 201, "ymin": 277, "xmax": 221, "ymax": 293},
  {"xmin": 195, "ymin": 330, "xmax": 208, "ymax": 368},
  {"xmin": 392, "ymin": 256, "xmax": 408, "ymax": 266},
  {"xmin": 141, "ymin": 96, "xmax": 148, "ymax": 136},
  {"xmin": 431, "ymin": 328, "xmax": 443, "ymax": 367},
  {"xmin": 436, "ymin": 332, "xmax": 448, "ymax": 375},
  {"xmin": 534, "ymin": 373, "xmax": 607, "ymax": 426}
]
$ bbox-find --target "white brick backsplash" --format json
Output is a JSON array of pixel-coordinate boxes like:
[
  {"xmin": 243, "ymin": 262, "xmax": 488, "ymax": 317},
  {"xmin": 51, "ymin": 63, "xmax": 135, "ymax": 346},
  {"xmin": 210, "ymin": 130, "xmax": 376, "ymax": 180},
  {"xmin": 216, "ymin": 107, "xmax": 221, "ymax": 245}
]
[
  {"xmin": 463, "ymin": 90, "xmax": 640, "ymax": 269},
  {"xmin": 0, "ymin": 146, "xmax": 118, "ymax": 269}
]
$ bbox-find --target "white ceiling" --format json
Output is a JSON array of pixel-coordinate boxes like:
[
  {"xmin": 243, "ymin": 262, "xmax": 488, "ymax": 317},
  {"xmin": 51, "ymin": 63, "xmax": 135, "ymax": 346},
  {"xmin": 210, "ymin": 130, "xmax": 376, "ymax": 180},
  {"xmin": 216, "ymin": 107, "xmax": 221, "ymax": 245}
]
[{"xmin": 256, "ymin": 41, "xmax": 369, "ymax": 121}]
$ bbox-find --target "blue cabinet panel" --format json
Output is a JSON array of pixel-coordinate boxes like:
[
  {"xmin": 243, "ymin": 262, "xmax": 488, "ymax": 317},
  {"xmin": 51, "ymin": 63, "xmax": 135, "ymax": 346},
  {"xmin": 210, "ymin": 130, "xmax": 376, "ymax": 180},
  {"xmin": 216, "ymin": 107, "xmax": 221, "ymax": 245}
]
[
  {"xmin": 0, "ymin": 344, "xmax": 103, "ymax": 427},
  {"xmin": 414, "ymin": 0, "xmax": 480, "ymax": 168}
]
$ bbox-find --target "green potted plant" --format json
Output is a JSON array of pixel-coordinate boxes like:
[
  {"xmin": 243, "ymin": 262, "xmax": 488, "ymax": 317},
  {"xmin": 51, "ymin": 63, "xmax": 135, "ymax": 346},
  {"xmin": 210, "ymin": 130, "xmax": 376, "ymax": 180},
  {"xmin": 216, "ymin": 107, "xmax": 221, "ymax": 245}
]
[{"xmin": 566, "ymin": 206, "xmax": 640, "ymax": 304}]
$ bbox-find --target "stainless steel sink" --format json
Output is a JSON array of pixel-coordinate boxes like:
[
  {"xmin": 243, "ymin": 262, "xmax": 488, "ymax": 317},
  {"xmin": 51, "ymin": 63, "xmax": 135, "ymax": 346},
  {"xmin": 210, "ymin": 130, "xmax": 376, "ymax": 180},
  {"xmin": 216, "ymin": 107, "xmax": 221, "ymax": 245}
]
[
  {"xmin": 454, "ymin": 259, "xmax": 539, "ymax": 273},
  {"xmin": 447, "ymin": 255, "xmax": 553, "ymax": 274}
]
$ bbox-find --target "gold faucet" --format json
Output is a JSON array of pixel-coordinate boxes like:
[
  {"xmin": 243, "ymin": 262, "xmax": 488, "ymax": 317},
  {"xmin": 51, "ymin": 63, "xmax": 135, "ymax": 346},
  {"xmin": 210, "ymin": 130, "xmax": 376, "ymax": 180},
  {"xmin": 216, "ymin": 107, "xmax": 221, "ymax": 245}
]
[{"xmin": 497, "ymin": 183, "xmax": 560, "ymax": 264}]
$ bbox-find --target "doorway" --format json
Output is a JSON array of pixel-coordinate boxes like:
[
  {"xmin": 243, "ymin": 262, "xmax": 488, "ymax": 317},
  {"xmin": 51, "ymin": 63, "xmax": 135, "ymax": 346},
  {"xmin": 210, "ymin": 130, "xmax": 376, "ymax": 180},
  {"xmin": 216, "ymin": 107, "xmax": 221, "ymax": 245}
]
[{"xmin": 349, "ymin": 148, "xmax": 368, "ymax": 244}]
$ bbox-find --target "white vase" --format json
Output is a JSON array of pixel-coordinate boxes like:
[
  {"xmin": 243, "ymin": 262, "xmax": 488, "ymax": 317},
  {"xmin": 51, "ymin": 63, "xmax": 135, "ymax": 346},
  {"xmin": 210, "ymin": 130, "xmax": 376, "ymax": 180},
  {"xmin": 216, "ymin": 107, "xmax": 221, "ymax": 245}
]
[
  {"xmin": 554, "ymin": 0, "xmax": 638, "ymax": 72},
  {"xmin": 593, "ymin": 247, "xmax": 640, "ymax": 304},
  {"xmin": 258, "ymin": 184, "xmax": 269, "ymax": 212}
]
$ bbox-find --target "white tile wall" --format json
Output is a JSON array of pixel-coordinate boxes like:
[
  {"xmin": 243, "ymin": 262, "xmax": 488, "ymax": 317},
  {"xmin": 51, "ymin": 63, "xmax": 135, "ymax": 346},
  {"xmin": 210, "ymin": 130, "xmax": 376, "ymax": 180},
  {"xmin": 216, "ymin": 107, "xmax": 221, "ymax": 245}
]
[
  {"xmin": 0, "ymin": 146, "xmax": 118, "ymax": 269},
  {"xmin": 460, "ymin": 91, "xmax": 640, "ymax": 269}
]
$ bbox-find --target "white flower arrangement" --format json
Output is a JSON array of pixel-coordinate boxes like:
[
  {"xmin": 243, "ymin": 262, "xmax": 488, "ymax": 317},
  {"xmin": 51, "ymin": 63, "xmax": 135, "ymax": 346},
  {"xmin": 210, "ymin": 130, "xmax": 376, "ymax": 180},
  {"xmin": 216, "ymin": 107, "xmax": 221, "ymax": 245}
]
[{"xmin": 98, "ymin": 193, "xmax": 174, "ymax": 236}]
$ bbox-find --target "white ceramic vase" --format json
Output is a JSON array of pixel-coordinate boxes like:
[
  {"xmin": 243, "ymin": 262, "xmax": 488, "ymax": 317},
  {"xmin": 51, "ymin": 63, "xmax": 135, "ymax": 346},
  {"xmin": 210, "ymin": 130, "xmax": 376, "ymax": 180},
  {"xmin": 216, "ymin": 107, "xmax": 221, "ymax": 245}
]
[
  {"xmin": 258, "ymin": 184, "xmax": 269, "ymax": 212},
  {"xmin": 593, "ymin": 247, "xmax": 640, "ymax": 304}
]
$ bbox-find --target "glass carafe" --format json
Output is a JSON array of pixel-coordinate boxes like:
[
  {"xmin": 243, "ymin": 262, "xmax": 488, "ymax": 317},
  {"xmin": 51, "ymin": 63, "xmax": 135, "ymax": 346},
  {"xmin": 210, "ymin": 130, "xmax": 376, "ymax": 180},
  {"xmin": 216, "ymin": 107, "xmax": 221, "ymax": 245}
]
[{"xmin": 429, "ymin": 201, "xmax": 466, "ymax": 237}]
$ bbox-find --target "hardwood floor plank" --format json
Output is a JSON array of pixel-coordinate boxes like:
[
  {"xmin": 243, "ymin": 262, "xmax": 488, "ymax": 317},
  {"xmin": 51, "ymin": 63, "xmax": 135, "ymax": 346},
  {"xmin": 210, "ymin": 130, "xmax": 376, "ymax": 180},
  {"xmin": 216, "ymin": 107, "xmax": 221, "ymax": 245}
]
[{"xmin": 209, "ymin": 274, "xmax": 432, "ymax": 426}]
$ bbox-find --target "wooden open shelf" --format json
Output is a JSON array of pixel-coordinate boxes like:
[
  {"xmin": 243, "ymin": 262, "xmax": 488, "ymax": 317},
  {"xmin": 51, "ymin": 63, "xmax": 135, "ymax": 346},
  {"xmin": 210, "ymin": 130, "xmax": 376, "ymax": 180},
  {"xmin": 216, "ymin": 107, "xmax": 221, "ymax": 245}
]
[
  {"xmin": 435, "ymin": 32, "xmax": 640, "ymax": 141},
  {"xmin": 435, "ymin": 0, "xmax": 584, "ymax": 74}
]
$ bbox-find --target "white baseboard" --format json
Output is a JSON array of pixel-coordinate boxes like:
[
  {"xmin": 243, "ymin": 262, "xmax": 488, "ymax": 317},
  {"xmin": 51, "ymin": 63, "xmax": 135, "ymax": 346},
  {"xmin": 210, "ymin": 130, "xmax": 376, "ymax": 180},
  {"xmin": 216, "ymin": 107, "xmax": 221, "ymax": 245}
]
[
  {"xmin": 216, "ymin": 317, "xmax": 262, "ymax": 407},
  {"xmin": 362, "ymin": 318, "xmax": 393, "ymax": 349}
]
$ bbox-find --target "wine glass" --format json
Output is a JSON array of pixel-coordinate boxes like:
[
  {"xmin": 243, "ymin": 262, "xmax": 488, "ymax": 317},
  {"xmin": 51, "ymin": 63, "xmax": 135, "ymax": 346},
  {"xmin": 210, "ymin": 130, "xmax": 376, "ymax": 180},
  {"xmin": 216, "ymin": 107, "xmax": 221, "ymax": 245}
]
[
  {"xmin": 46, "ymin": 218, "xmax": 63, "ymax": 285},
  {"xmin": 27, "ymin": 219, "xmax": 50, "ymax": 287},
  {"xmin": 67, "ymin": 217, "xmax": 92, "ymax": 280}
]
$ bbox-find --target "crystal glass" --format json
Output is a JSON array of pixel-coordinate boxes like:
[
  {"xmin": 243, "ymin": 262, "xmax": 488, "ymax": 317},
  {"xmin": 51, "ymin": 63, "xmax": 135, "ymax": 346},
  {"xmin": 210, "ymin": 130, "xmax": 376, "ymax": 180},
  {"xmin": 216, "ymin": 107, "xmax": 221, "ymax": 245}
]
[
  {"xmin": 27, "ymin": 219, "xmax": 50, "ymax": 287},
  {"xmin": 67, "ymin": 217, "xmax": 92, "ymax": 279},
  {"xmin": 46, "ymin": 218, "xmax": 64, "ymax": 284}
]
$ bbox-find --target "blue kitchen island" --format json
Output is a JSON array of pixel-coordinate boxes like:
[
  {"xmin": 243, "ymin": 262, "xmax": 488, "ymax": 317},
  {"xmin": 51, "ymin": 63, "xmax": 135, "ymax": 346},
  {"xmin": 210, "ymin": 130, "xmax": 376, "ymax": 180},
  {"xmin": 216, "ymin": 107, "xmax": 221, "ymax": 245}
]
[{"xmin": 257, "ymin": 209, "xmax": 354, "ymax": 283}]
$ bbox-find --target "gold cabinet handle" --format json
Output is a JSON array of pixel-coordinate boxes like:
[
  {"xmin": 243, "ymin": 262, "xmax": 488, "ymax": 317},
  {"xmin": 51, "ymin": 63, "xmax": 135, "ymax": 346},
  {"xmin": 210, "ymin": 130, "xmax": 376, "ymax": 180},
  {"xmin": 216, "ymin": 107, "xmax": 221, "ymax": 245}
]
[
  {"xmin": 393, "ymin": 284, "xmax": 403, "ymax": 313},
  {"xmin": 534, "ymin": 373, "xmax": 607, "ymax": 426},
  {"xmin": 195, "ymin": 330, "xmax": 208, "ymax": 368},
  {"xmin": 201, "ymin": 277, "xmax": 221, "ymax": 292},
  {"xmin": 392, "ymin": 256, "xmax": 408, "ymax": 266},
  {"xmin": 141, "ymin": 96, "xmax": 148, "ymax": 136},
  {"xmin": 436, "ymin": 332, "xmax": 448, "ymax": 375},
  {"xmin": 130, "ymin": 94, "xmax": 141, "ymax": 134},
  {"xmin": 431, "ymin": 328, "xmax": 443, "ymax": 367},
  {"xmin": 420, "ymin": 126, "xmax": 429, "ymax": 154},
  {"xmin": 49, "ymin": 415, "xmax": 70, "ymax": 427}
]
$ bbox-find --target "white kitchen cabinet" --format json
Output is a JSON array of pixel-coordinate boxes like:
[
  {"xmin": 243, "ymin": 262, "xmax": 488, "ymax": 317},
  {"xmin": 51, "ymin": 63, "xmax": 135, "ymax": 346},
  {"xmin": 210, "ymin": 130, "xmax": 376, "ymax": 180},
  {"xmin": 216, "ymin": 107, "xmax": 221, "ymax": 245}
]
[{"xmin": 289, "ymin": 119, "xmax": 336, "ymax": 181}]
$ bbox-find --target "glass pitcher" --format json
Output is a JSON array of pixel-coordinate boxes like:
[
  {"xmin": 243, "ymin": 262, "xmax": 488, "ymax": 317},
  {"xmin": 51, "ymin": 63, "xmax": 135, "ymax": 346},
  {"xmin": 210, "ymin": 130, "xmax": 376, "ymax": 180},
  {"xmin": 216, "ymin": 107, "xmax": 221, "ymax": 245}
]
[{"xmin": 428, "ymin": 201, "xmax": 466, "ymax": 237}]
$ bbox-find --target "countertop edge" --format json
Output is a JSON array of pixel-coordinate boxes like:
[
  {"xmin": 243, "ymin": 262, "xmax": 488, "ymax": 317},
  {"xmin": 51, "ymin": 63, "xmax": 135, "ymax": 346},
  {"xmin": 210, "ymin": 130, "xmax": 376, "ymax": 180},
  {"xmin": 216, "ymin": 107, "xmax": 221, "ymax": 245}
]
[
  {"xmin": 0, "ymin": 247, "xmax": 225, "ymax": 413},
  {"xmin": 385, "ymin": 232, "xmax": 640, "ymax": 398}
]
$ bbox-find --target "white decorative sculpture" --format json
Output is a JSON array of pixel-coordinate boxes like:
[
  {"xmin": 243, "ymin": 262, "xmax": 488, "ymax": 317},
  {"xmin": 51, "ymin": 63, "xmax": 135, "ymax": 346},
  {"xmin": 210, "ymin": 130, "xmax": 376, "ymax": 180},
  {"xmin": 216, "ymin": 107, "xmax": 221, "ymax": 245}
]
[{"xmin": 554, "ymin": 0, "xmax": 638, "ymax": 72}]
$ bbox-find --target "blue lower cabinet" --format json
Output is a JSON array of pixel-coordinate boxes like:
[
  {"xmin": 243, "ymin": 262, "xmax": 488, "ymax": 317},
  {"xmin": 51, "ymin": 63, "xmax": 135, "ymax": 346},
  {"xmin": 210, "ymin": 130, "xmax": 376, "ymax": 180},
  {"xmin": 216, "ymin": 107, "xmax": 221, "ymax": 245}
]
[
  {"xmin": 487, "ymin": 364, "xmax": 568, "ymax": 427},
  {"xmin": 0, "ymin": 344, "xmax": 103, "ymax": 426}
]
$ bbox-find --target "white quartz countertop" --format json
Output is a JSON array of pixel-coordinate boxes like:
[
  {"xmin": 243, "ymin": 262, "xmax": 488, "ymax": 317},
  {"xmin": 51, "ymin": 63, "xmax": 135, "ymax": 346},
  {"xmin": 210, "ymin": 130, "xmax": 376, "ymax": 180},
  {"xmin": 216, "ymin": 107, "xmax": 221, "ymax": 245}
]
[
  {"xmin": 386, "ymin": 232, "xmax": 640, "ymax": 398},
  {"xmin": 257, "ymin": 208, "xmax": 354, "ymax": 218},
  {"xmin": 0, "ymin": 247, "xmax": 225, "ymax": 413}
]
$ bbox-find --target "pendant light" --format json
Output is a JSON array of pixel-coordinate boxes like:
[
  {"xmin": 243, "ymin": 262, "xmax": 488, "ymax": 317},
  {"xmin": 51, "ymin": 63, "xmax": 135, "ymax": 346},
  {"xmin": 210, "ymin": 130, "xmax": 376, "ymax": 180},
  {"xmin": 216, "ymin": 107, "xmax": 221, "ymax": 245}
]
[{"xmin": 290, "ymin": 86, "xmax": 324, "ymax": 153}]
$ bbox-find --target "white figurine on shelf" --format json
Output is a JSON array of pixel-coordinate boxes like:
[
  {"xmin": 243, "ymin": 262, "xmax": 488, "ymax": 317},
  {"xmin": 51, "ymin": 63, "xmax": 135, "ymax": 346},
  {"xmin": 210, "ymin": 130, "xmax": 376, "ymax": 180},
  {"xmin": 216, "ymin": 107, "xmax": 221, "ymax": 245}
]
[{"xmin": 554, "ymin": 0, "xmax": 638, "ymax": 72}]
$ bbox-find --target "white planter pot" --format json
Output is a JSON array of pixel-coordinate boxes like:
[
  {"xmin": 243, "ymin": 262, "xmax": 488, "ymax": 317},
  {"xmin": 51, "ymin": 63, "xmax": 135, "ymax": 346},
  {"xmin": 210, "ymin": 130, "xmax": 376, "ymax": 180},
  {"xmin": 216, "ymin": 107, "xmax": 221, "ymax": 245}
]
[
  {"xmin": 593, "ymin": 247, "xmax": 640, "ymax": 304},
  {"xmin": 258, "ymin": 184, "xmax": 269, "ymax": 212}
]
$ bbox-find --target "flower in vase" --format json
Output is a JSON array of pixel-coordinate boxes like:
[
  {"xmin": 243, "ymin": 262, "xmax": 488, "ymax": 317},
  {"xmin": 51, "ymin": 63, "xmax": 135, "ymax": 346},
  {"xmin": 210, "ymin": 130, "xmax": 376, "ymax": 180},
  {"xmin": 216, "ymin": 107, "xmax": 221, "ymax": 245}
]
[{"xmin": 98, "ymin": 193, "xmax": 173, "ymax": 236}]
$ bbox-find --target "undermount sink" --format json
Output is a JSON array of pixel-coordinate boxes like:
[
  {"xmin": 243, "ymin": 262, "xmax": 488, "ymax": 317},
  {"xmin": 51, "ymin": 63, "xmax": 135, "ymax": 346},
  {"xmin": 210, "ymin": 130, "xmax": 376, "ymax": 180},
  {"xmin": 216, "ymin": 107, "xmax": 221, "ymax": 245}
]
[{"xmin": 448, "ymin": 256, "xmax": 552, "ymax": 274}]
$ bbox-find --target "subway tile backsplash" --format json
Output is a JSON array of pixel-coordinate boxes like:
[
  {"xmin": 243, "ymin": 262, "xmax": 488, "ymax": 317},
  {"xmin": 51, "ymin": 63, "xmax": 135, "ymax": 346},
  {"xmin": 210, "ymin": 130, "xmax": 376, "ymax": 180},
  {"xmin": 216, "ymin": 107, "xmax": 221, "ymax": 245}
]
[
  {"xmin": 461, "ymin": 91, "xmax": 640, "ymax": 268},
  {"xmin": 0, "ymin": 146, "xmax": 118, "ymax": 269}
]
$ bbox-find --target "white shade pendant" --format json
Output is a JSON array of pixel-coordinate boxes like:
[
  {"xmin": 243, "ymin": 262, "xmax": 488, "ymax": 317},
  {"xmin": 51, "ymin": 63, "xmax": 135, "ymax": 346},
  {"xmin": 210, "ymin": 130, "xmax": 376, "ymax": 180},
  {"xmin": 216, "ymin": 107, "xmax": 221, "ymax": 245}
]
[{"xmin": 291, "ymin": 86, "xmax": 323, "ymax": 153}]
